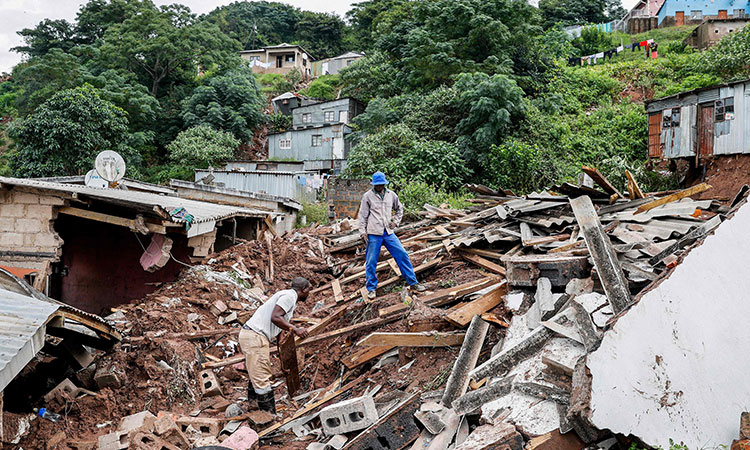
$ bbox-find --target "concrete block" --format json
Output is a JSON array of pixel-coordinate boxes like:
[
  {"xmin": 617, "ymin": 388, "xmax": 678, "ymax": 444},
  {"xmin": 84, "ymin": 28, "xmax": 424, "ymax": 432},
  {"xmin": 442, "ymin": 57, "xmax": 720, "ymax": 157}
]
[
  {"xmin": 220, "ymin": 425, "xmax": 259, "ymax": 450},
  {"xmin": 61, "ymin": 340, "xmax": 94, "ymax": 369},
  {"xmin": 39, "ymin": 195, "xmax": 65, "ymax": 205},
  {"xmin": 327, "ymin": 434, "xmax": 348, "ymax": 449},
  {"xmin": 198, "ymin": 369, "xmax": 222, "ymax": 397},
  {"xmin": 0, "ymin": 217, "xmax": 14, "ymax": 232},
  {"xmin": 35, "ymin": 233, "xmax": 61, "ymax": 248},
  {"xmin": 26, "ymin": 204, "xmax": 53, "ymax": 217},
  {"xmin": 12, "ymin": 191, "xmax": 39, "ymax": 204},
  {"xmin": 319, "ymin": 395, "xmax": 378, "ymax": 435},
  {"xmin": 176, "ymin": 416, "xmax": 222, "ymax": 437},
  {"xmin": 209, "ymin": 300, "xmax": 228, "ymax": 316},
  {"xmin": 0, "ymin": 204, "xmax": 25, "ymax": 218},
  {"xmin": 118, "ymin": 411, "xmax": 157, "ymax": 434},
  {"xmin": 15, "ymin": 218, "xmax": 42, "ymax": 233},
  {"xmin": 43, "ymin": 378, "xmax": 78, "ymax": 403},
  {"xmin": 130, "ymin": 432, "xmax": 181, "ymax": 450},
  {"xmin": 0, "ymin": 233, "xmax": 23, "ymax": 246},
  {"xmin": 94, "ymin": 366, "xmax": 121, "ymax": 390},
  {"xmin": 97, "ymin": 430, "xmax": 129, "ymax": 450},
  {"xmin": 153, "ymin": 413, "xmax": 177, "ymax": 436}
]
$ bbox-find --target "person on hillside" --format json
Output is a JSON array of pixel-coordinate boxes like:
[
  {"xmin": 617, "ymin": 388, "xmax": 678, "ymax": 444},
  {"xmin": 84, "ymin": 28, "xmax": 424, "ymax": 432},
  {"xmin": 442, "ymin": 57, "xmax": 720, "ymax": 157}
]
[
  {"xmin": 357, "ymin": 172, "xmax": 427, "ymax": 299},
  {"xmin": 238, "ymin": 277, "xmax": 311, "ymax": 414}
]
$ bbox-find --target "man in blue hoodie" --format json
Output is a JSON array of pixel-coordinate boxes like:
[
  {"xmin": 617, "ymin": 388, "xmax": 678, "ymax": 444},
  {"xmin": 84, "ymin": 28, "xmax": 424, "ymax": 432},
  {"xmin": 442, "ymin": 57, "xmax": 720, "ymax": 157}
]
[{"xmin": 357, "ymin": 172, "xmax": 426, "ymax": 299}]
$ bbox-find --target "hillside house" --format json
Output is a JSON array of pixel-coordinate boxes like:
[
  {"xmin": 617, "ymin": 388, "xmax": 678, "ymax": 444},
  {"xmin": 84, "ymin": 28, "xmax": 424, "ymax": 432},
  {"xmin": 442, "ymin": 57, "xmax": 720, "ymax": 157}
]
[
  {"xmin": 684, "ymin": 18, "xmax": 750, "ymax": 48},
  {"xmin": 618, "ymin": 0, "xmax": 664, "ymax": 33},
  {"xmin": 646, "ymin": 78, "xmax": 750, "ymax": 159},
  {"xmin": 240, "ymin": 43, "xmax": 313, "ymax": 78},
  {"xmin": 271, "ymin": 92, "xmax": 319, "ymax": 116},
  {"xmin": 267, "ymin": 98, "xmax": 365, "ymax": 173},
  {"xmin": 657, "ymin": 0, "xmax": 750, "ymax": 26},
  {"xmin": 311, "ymin": 51, "xmax": 364, "ymax": 77}
]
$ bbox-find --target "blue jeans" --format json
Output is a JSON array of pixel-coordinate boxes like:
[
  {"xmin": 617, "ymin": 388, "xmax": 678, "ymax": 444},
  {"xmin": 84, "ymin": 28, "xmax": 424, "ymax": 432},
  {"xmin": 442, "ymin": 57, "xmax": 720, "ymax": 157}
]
[{"xmin": 366, "ymin": 232, "xmax": 418, "ymax": 292}]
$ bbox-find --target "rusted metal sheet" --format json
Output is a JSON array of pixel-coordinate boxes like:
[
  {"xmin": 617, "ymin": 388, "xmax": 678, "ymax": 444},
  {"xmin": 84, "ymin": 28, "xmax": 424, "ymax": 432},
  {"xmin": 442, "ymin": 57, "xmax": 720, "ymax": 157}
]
[
  {"xmin": 278, "ymin": 332, "xmax": 300, "ymax": 396},
  {"xmin": 503, "ymin": 254, "xmax": 590, "ymax": 287},
  {"xmin": 648, "ymin": 112, "xmax": 662, "ymax": 158},
  {"xmin": 699, "ymin": 105, "xmax": 714, "ymax": 157}
]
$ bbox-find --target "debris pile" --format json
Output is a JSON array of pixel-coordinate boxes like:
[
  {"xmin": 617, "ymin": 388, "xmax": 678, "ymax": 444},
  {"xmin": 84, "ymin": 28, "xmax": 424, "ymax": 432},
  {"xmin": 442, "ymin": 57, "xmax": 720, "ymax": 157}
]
[{"xmin": 8, "ymin": 169, "xmax": 748, "ymax": 450}]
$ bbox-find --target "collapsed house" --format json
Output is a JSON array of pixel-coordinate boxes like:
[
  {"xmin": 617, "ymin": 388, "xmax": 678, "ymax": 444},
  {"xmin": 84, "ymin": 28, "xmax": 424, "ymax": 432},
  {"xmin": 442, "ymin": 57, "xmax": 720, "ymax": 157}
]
[
  {"xmin": 0, "ymin": 176, "xmax": 288, "ymax": 314},
  {"xmin": 4, "ymin": 166, "xmax": 747, "ymax": 449}
]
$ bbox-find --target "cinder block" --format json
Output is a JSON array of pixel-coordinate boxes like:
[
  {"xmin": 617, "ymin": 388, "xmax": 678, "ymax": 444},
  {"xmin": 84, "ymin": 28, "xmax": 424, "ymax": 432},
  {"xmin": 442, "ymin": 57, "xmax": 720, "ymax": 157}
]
[
  {"xmin": 130, "ymin": 432, "xmax": 181, "ymax": 450},
  {"xmin": 16, "ymin": 218, "xmax": 43, "ymax": 233},
  {"xmin": 209, "ymin": 300, "xmax": 228, "ymax": 317},
  {"xmin": 61, "ymin": 340, "xmax": 94, "ymax": 369},
  {"xmin": 319, "ymin": 395, "xmax": 378, "ymax": 435},
  {"xmin": 0, "ymin": 204, "xmax": 25, "ymax": 217},
  {"xmin": 94, "ymin": 366, "xmax": 121, "ymax": 390},
  {"xmin": 43, "ymin": 378, "xmax": 78, "ymax": 403},
  {"xmin": 26, "ymin": 204, "xmax": 53, "ymax": 217},
  {"xmin": 35, "ymin": 232, "xmax": 61, "ymax": 248},
  {"xmin": 39, "ymin": 195, "xmax": 65, "ymax": 206},
  {"xmin": 12, "ymin": 191, "xmax": 39, "ymax": 204},
  {"xmin": 153, "ymin": 413, "xmax": 177, "ymax": 435},
  {"xmin": 198, "ymin": 370, "xmax": 222, "ymax": 397},
  {"xmin": 0, "ymin": 217, "xmax": 15, "ymax": 232},
  {"xmin": 97, "ymin": 429, "xmax": 129, "ymax": 450},
  {"xmin": 119, "ymin": 411, "xmax": 157, "ymax": 434},
  {"xmin": 0, "ymin": 233, "xmax": 23, "ymax": 246},
  {"xmin": 176, "ymin": 416, "xmax": 222, "ymax": 437}
]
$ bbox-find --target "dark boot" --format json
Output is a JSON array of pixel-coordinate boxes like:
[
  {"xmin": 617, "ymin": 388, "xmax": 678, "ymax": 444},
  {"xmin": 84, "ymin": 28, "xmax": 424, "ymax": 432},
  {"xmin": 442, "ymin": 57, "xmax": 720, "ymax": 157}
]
[
  {"xmin": 247, "ymin": 380, "xmax": 259, "ymax": 410},
  {"xmin": 257, "ymin": 391, "xmax": 277, "ymax": 415}
]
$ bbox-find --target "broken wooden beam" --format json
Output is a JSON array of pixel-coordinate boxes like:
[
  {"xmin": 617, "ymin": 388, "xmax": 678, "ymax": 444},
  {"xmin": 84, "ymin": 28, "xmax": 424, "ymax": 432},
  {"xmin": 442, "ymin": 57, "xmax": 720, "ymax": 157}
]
[
  {"xmin": 298, "ymin": 316, "xmax": 398, "ymax": 347},
  {"xmin": 460, "ymin": 252, "xmax": 506, "ymax": 276},
  {"xmin": 278, "ymin": 332, "xmax": 300, "ymax": 396},
  {"xmin": 634, "ymin": 183, "xmax": 711, "ymax": 214},
  {"xmin": 357, "ymin": 332, "xmax": 465, "ymax": 348},
  {"xmin": 445, "ymin": 282, "xmax": 507, "ymax": 327},
  {"xmin": 441, "ymin": 315, "xmax": 490, "ymax": 408},
  {"xmin": 341, "ymin": 346, "xmax": 395, "ymax": 370},
  {"xmin": 582, "ymin": 166, "xmax": 623, "ymax": 200},
  {"xmin": 58, "ymin": 206, "xmax": 165, "ymax": 234},
  {"xmin": 569, "ymin": 195, "xmax": 630, "ymax": 314},
  {"xmin": 378, "ymin": 277, "xmax": 498, "ymax": 318},
  {"xmin": 625, "ymin": 170, "xmax": 644, "ymax": 199}
]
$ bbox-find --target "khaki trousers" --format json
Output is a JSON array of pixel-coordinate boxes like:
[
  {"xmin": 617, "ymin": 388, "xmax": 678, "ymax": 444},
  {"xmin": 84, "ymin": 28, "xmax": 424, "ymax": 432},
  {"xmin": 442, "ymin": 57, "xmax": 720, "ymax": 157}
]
[{"xmin": 238, "ymin": 329, "xmax": 273, "ymax": 394}]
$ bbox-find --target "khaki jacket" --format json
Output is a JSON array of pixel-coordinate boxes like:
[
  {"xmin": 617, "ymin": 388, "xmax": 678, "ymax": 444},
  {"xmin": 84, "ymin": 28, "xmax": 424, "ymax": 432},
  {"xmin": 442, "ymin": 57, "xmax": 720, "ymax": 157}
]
[{"xmin": 357, "ymin": 188, "xmax": 404, "ymax": 236}]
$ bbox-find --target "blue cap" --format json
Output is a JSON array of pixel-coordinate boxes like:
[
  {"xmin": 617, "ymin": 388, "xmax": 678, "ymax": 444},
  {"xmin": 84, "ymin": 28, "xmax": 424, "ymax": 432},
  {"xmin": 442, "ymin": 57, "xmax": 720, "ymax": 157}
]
[{"xmin": 371, "ymin": 172, "xmax": 389, "ymax": 186}]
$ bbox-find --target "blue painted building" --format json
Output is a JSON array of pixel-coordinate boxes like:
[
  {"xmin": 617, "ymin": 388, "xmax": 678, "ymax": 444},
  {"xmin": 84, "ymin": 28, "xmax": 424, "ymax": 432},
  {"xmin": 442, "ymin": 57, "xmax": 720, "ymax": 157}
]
[{"xmin": 657, "ymin": 0, "xmax": 750, "ymax": 25}]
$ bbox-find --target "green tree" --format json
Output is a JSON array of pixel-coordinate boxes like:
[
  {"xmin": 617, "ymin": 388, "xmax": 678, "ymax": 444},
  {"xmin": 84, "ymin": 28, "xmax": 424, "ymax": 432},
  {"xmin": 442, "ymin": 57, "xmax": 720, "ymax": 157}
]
[
  {"xmin": 345, "ymin": 0, "xmax": 411, "ymax": 51},
  {"xmin": 181, "ymin": 68, "xmax": 265, "ymax": 143},
  {"xmin": 168, "ymin": 125, "xmax": 238, "ymax": 168},
  {"xmin": 539, "ymin": 0, "xmax": 608, "ymax": 28},
  {"xmin": 703, "ymin": 26, "xmax": 750, "ymax": 79},
  {"xmin": 344, "ymin": 124, "xmax": 419, "ymax": 178},
  {"xmin": 100, "ymin": 6, "xmax": 241, "ymax": 96},
  {"xmin": 300, "ymin": 74, "xmax": 341, "ymax": 100},
  {"xmin": 295, "ymin": 11, "xmax": 346, "ymax": 59},
  {"xmin": 75, "ymin": 0, "xmax": 154, "ymax": 44},
  {"xmin": 572, "ymin": 27, "xmax": 615, "ymax": 55},
  {"xmin": 9, "ymin": 85, "xmax": 136, "ymax": 177},
  {"xmin": 204, "ymin": 1, "xmax": 299, "ymax": 50},
  {"xmin": 339, "ymin": 52, "xmax": 401, "ymax": 102},
  {"xmin": 12, "ymin": 19, "xmax": 78, "ymax": 57},
  {"xmin": 393, "ymin": 140, "xmax": 470, "ymax": 190}
]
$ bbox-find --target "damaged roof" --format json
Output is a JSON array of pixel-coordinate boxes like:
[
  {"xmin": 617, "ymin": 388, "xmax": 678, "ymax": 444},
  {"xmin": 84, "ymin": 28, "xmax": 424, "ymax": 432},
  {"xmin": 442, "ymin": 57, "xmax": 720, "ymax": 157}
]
[
  {"xmin": 0, "ymin": 287, "xmax": 59, "ymax": 393},
  {"xmin": 0, "ymin": 176, "xmax": 272, "ymax": 224}
]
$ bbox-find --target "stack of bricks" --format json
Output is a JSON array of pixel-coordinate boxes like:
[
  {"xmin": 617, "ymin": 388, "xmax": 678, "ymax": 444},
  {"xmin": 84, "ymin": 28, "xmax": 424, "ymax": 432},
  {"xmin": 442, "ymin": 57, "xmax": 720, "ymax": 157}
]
[
  {"xmin": 327, "ymin": 178, "xmax": 370, "ymax": 220},
  {"xmin": 0, "ymin": 189, "xmax": 64, "ymax": 264}
]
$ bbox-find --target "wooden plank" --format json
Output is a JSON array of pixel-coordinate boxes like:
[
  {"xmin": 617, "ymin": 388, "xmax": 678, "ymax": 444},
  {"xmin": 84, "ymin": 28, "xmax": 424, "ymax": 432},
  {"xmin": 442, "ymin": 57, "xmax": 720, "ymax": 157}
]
[
  {"xmin": 33, "ymin": 261, "xmax": 49, "ymax": 292},
  {"xmin": 378, "ymin": 277, "xmax": 497, "ymax": 318},
  {"xmin": 341, "ymin": 346, "xmax": 395, "ymax": 370},
  {"xmin": 58, "ymin": 206, "xmax": 165, "ymax": 234},
  {"xmin": 582, "ymin": 166, "xmax": 624, "ymax": 199},
  {"xmin": 357, "ymin": 332, "xmax": 466, "ymax": 347},
  {"xmin": 523, "ymin": 234, "xmax": 571, "ymax": 247},
  {"xmin": 388, "ymin": 258, "xmax": 401, "ymax": 276},
  {"xmin": 278, "ymin": 332, "xmax": 300, "ymax": 396},
  {"xmin": 634, "ymin": 183, "xmax": 711, "ymax": 214},
  {"xmin": 570, "ymin": 196, "xmax": 630, "ymax": 314},
  {"xmin": 460, "ymin": 252, "xmax": 506, "ymax": 276},
  {"xmin": 331, "ymin": 279, "xmax": 343, "ymax": 302},
  {"xmin": 295, "ymin": 303, "xmax": 349, "ymax": 346},
  {"xmin": 434, "ymin": 225, "xmax": 451, "ymax": 236},
  {"xmin": 461, "ymin": 248, "xmax": 505, "ymax": 260},
  {"xmin": 258, "ymin": 376, "xmax": 365, "ymax": 438},
  {"xmin": 360, "ymin": 287, "xmax": 371, "ymax": 303},
  {"xmin": 480, "ymin": 313, "xmax": 510, "ymax": 328},
  {"xmin": 298, "ymin": 316, "xmax": 398, "ymax": 346},
  {"xmin": 445, "ymin": 282, "xmax": 507, "ymax": 327},
  {"xmin": 264, "ymin": 215, "xmax": 279, "ymax": 238},
  {"xmin": 625, "ymin": 170, "xmax": 645, "ymax": 199},
  {"xmin": 442, "ymin": 238, "xmax": 454, "ymax": 252},
  {"xmin": 202, "ymin": 354, "xmax": 244, "ymax": 369}
]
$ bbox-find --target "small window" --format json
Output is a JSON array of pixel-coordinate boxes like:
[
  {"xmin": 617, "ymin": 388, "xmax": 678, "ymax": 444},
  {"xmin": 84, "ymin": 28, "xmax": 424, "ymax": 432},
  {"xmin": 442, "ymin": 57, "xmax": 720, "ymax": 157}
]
[
  {"xmin": 302, "ymin": 113, "xmax": 312, "ymax": 124},
  {"xmin": 279, "ymin": 138, "xmax": 291, "ymax": 149},
  {"xmin": 324, "ymin": 111, "xmax": 335, "ymax": 122},
  {"xmin": 671, "ymin": 108, "xmax": 681, "ymax": 127},
  {"xmin": 715, "ymin": 99, "xmax": 725, "ymax": 121},
  {"xmin": 725, "ymin": 97, "xmax": 735, "ymax": 120},
  {"xmin": 690, "ymin": 10, "xmax": 702, "ymax": 20},
  {"xmin": 311, "ymin": 135, "xmax": 322, "ymax": 147},
  {"xmin": 285, "ymin": 54, "xmax": 295, "ymax": 63},
  {"xmin": 662, "ymin": 109, "xmax": 672, "ymax": 129},
  {"xmin": 249, "ymin": 56, "xmax": 260, "ymax": 61}
]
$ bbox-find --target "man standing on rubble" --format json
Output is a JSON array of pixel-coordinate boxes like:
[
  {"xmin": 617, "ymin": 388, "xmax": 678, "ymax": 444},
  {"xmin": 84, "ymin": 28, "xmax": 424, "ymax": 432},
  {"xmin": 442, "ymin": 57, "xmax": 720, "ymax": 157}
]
[
  {"xmin": 358, "ymin": 171, "xmax": 426, "ymax": 299},
  {"xmin": 239, "ymin": 277, "xmax": 311, "ymax": 415}
]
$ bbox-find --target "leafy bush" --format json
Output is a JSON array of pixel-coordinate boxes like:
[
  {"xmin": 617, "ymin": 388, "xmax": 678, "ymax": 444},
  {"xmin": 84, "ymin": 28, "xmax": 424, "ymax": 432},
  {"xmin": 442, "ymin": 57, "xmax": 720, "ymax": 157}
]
[
  {"xmin": 392, "ymin": 141, "xmax": 470, "ymax": 190},
  {"xmin": 396, "ymin": 180, "xmax": 472, "ymax": 214},
  {"xmin": 168, "ymin": 125, "xmax": 238, "ymax": 168},
  {"xmin": 301, "ymin": 74, "xmax": 341, "ymax": 100},
  {"xmin": 572, "ymin": 27, "xmax": 616, "ymax": 56},
  {"xmin": 344, "ymin": 124, "xmax": 419, "ymax": 178},
  {"xmin": 487, "ymin": 140, "xmax": 559, "ymax": 194},
  {"xmin": 298, "ymin": 202, "xmax": 330, "ymax": 226},
  {"xmin": 267, "ymin": 114, "xmax": 292, "ymax": 133}
]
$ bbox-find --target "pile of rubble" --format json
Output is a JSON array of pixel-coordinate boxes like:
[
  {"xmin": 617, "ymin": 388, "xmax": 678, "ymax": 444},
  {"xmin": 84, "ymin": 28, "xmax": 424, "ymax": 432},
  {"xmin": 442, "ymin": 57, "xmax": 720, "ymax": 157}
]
[{"xmin": 10, "ymin": 167, "xmax": 749, "ymax": 450}]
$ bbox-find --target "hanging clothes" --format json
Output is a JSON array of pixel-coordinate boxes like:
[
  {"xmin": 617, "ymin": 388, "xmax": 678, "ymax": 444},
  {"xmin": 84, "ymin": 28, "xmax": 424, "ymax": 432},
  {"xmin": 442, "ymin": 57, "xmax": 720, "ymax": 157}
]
[
  {"xmin": 639, "ymin": 40, "xmax": 648, "ymax": 47},
  {"xmin": 632, "ymin": 42, "xmax": 640, "ymax": 51},
  {"xmin": 616, "ymin": 45, "xmax": 624, "ymax": 53}
]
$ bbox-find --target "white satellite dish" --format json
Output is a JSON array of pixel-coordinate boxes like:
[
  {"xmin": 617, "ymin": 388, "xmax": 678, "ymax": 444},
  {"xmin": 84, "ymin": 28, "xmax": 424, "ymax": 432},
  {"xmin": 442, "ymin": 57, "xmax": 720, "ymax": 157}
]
[
  {"xmin": 95, "ymin": 150, "xmax": 126, "ymax": 183},
  {"xmin": 84, "ymin": 169, "xmax": 109, "ymax": 189}
]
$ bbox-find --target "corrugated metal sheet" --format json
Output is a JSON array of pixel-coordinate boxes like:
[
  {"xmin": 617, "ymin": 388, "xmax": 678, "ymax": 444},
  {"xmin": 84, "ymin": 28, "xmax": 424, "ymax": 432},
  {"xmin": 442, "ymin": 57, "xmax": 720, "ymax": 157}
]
[
  {"xmin": 0, "ymin": 288, "xmax": 59, "ymax": 392},
  {"xmin": 698, "ymin": 88, "xmax": 720, "ymax": 103},
  {"xmin": 0, "ymin": 177, "xmax": 269, "ymax": 225},
  {"xmin": 195, "ymin": 170, "xmax": 320, "ymax": 203}
]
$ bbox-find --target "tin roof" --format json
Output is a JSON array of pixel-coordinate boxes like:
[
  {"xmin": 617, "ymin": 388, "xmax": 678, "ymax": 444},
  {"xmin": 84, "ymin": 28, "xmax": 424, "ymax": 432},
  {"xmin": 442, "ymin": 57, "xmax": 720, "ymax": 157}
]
[
  {"xmin": 0, "ymin": 287, "xmax": 59, "ymax": 393},
  {"xmin": 0, "ymin": 176, "xmax": 270, "ymax": 224},
  {"xmin": 646, "ymin": 77, "xmax": 750, "ymax": 107}
]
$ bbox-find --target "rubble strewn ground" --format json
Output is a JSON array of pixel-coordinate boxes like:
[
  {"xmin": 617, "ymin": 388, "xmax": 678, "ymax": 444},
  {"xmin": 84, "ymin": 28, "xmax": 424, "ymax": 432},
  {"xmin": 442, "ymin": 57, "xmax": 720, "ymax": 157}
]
[{"xmin": 5, "ymin": 172, "xmax": 746, "ymax": 450}]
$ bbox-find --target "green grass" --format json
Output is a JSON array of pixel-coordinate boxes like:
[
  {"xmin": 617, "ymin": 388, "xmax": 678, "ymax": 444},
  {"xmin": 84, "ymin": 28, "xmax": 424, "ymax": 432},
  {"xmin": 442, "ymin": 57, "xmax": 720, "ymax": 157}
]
[{"xmin": 298, "ymin": 201, "xmax": 329, "ymax": 227}]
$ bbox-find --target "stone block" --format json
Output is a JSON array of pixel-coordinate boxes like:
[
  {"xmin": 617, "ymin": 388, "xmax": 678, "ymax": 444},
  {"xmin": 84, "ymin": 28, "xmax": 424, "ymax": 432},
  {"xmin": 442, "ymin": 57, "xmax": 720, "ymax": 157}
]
[
  {"xmin": 198, "ymin": 369, "xmax": 222, "ymax": 397},
  {"xmin": 97, "ymin": 430, "xmax": 129, "ymax": 450},
  {"xmin": 176, "ymin": 416, "xmax": 222, "ymax": 437},
  {"xmin": 209, "ymin": 300, "xmax": 228, "ymax": 316},
  {"xmin": 220, "ymin": 425, "xmax": 259, "ymax": 450},
  {"xmin": 94, "ymin": 366, "xmax": 121, "ymax": 390},
  {"xmin": 0, "ymin": 217, "xmax": 14, "ymax": 232},
  {"xmin": 0, "ymin": 204, "xmax": 25, "ymax": 218},
  {"xmin": 61, "ymin": 340, "xmax": 94, "ymax": 369},
  {"xmin": 130, "ymin": 432, "xmax": 181, "ymax": 450},
  {"xmin": 118, "ymin": 411, "xmax": 157, "ymax": 435},
  {"xmin": 319, "ymin": 395, "xmax": 378, "ymax": 435},
  {"xmin": 43, "ymin": 378, "xmax": 78, "ymax": 403},
  {"xmin": 26, "ymin": 204, "xmax": 53, "ymax": 217},
  {"xmin": 12, "ymin": 192, "xmax": 39, "ymax": 204},
  {"xmin": 35, "ymin": 233, "xmax": 61, "ymax": 248},
  {"xmin": 15, "ymin": 218, "xmax": 42, "ymax": 233},
  {"xmin": 153, "ymin": 413, "xmax": 177, "ymax": 436},
  {"xmin": 39, "ymin": 195, "xmax": 65, "ymax": 206},
  {"xmin": 0, "ymin": 233, "xmax": 23, "ymax": 246}
]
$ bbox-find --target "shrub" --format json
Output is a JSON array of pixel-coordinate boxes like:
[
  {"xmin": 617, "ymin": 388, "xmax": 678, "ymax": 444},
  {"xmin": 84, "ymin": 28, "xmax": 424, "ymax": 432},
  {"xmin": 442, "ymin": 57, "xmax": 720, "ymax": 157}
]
[
  {"xmin": 301, "ymin": 74, "xmax": 341, "ymax": 100},
  {"xmin": 299, "ymin": 202, "xmax": 329, "ymax": 226},
  {"xmin": 167, "ymin": 125, "xmax": 238, "ymax": 168},
  {"xmin": 396, "ymin": 180, "xmax": 472, "ymax": 215},
  {"xmin": 487, "ymin": 140, "xmax": 559, "ymax": 194},
  {"xmin": 393, "ymin": 140, "xmax": 470, "ymax": 191},
  {"xmin": 344, "ymin": 124, "xmax": 419, "ymax": 179},
  {"xmin": 267, "ymin": 114, "xmax": 292, "ymax": 133}
]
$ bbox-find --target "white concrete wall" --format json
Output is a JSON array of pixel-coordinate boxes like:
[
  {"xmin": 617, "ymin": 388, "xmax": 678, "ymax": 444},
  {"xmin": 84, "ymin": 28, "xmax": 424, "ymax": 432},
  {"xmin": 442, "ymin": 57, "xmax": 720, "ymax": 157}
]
[{"xmin": 587, "ymin": 201, "xmax": 750, "ymax": 449}]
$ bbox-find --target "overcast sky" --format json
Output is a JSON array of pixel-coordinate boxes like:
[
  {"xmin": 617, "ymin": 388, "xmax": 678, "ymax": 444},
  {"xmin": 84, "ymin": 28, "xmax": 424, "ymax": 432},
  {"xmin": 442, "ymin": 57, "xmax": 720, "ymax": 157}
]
[{"xmin": 0, "ymin": 0, "xmax": 639, "ymax": 74}]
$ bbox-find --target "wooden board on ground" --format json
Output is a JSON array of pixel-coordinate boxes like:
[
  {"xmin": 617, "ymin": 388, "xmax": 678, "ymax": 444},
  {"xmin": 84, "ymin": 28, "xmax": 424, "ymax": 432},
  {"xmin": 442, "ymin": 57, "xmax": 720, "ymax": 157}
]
[
  {"xmin": 378, "ymin": 277, "xmax": 498, "ymax": 318},
  {"xmin": 357, "ymin": 332, "xmax": 466, "ymax": 347},
  {"xmin": 341, "ymin": 346, "xmax": 396, "ymax": 370},
  {"xmin": 388, "ymin": 258, "xmax": 401, "ymax": 276},
  {"xmin": 445, "ymin": 281, "xmax": 507, "ymax": 327},
  {"xmin": 635, "ymin": 183, "xmax": 711, "ymax": 214},
  {"xmin": 331, "ymin": 279, "xmax": 343, "ymax": 302},
  {"xmin": 298, "ymin": 316, "xmax": 398, "ymax": 346},
  {"xmin": 278, "ymin": 332, "xmax": 300, "ymax": 396},
  {"xmin": 460, "ymin": 252, "xmax": 506, "ymax": 276},
  {"xmin": 582, "ymin": 166, "xmax": 624, "ymax": 200}
]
